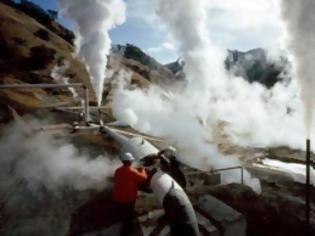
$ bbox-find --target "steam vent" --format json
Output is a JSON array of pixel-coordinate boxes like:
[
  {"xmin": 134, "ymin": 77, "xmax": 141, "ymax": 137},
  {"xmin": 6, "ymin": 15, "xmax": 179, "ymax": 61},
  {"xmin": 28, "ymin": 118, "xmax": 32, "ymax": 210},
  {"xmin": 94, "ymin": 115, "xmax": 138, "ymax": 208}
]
[{"xmin": 0, "ymin": 0, "xmax": 314, "ymax": 236}]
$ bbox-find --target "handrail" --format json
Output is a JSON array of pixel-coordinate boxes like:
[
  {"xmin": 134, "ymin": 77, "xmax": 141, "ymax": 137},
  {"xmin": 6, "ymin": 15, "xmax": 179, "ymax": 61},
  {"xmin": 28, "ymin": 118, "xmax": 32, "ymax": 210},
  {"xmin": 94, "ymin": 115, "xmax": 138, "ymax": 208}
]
[
  {"xmin": 0, "ymin": 83, "xmax": 84, "ymax": 89},
  {"xmin": 210, "ymin": 166, "xmax": 244, "ymax": 185},
  {"xmin": 0, "ymin": 83, "xmax": 90, "ymax": 124}
]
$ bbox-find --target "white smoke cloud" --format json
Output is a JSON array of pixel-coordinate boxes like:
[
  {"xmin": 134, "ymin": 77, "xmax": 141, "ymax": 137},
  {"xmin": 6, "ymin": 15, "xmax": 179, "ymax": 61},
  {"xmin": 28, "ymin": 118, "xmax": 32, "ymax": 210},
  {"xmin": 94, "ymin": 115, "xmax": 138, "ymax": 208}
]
[
  {"xmin": 51, "ymin": 60, "xmax": 79, "ymax": 99},
  {"xmin": 0, "ymin": 120, "xmax": 118, "ymax": 192},
  {"xmin": 58, "ymin": 0, "xmax": 126, "ymax": 106},
  {"xmin": 128, "ymin": 0, "xmax": 284, "ymax": 53},
  {"xmin": 148, "ymin": 42, "xmax": 176, "ymax": 54},
  {"xmin": 112, "ymin": 0, "xmax": 263, "ymax": 192},
  {"xmin": 206, "ymin": 0, "xmax": 281, "ymax": 32},
  {"xmin": 204, "ymin": 1, "xmax": 281, "ymax": 50},
  {"xmin": 280, "ymin": 0, "xmax": 315, "ymax": 138}
]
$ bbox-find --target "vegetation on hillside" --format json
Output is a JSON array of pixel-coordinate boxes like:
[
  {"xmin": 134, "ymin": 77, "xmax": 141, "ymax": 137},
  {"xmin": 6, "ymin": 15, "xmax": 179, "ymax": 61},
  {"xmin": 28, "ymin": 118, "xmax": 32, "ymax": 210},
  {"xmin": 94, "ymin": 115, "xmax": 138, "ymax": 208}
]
[{"xmin": 0, "ymin": 0, "xmax": 74, "ymax": 44}]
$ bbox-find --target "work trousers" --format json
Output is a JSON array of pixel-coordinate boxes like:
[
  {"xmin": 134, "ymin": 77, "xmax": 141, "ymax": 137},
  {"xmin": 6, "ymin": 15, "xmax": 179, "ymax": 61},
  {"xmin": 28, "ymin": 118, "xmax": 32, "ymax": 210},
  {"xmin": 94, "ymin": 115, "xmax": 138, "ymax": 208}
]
[{"xmin": 113, "ymin": 202, "xmax": 143, "ymax": 236}]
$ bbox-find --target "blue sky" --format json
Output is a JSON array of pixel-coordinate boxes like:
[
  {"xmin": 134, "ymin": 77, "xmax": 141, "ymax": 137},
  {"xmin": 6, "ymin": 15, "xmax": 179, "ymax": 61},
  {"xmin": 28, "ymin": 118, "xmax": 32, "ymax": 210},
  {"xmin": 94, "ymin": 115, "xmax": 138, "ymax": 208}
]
[{"xmin": 27, "ymin": 0, "xmax": 282, "ymax": 64}]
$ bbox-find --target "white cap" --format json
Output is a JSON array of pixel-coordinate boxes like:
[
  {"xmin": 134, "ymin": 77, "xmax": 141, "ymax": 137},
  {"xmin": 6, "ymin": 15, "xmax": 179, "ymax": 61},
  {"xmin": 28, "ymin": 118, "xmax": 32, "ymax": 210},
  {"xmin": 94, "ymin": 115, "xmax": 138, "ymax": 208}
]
[
  {"xmin": 121, "ymin": 152, "xmax": 135, "ymax": 162},
  {"xmin": 165, "ymin": 146, "xmax": 176, "ymax": 152}
]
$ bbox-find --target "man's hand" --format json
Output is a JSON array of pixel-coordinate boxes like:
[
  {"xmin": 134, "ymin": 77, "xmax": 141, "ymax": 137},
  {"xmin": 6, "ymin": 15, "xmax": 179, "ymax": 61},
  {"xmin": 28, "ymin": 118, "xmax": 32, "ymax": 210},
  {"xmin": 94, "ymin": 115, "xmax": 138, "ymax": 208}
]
[{"xmin": 137, "ymin": 167, "xmax": 145, "ymax": 172}]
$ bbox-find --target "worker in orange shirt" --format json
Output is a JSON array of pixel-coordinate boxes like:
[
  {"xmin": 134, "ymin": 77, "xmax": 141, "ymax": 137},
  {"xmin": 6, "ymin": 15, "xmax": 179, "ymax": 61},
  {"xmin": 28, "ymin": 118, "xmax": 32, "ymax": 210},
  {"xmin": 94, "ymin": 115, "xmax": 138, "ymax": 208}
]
[{"xmin": 112, "ymin": 152, "xmax": 148, "ymax": 236}]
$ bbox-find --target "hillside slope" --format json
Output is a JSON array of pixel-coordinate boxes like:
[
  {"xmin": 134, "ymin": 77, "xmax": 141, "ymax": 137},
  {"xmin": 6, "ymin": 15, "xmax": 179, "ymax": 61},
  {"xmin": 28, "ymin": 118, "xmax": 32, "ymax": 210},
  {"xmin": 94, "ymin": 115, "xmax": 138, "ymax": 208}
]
[
  {"xmin": 0, "ymin": 2, "xmax": 163, "ymax": 123},
  {"xmin": 0, "ymin": 2, "xmax": 93, "ymax": 121}
]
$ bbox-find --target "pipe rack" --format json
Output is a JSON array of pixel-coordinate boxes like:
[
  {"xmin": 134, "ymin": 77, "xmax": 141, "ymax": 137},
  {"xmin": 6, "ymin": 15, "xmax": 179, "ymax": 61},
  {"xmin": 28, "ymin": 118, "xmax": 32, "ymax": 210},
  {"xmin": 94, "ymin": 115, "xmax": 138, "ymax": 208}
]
[
  {"xmin": 0, "ymin": 83, "xmax": 90, "ymax": 124},
  {"xmin": 211, "ymin": 166, "xmax": 244, "ymax": 185}
]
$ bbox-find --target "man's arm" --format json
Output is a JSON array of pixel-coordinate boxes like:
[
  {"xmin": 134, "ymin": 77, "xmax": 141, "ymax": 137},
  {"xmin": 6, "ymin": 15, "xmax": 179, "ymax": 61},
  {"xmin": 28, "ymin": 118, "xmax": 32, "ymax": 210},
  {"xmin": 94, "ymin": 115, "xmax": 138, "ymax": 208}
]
[{"xmin": 132, "ymin": 167, "xmax": 148, "ymax": 184}]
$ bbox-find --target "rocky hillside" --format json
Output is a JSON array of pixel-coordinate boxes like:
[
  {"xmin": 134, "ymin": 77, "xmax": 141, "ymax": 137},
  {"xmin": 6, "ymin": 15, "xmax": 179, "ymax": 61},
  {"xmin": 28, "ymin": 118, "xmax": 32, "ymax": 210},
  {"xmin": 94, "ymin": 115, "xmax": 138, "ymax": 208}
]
[
  {"xmin": 0, "ymin": 1, "xmax": 174, "ymax": 124},
  {"xmin": 112, "ymin": 44, "xmax": 174, "ymax": 83},
  {"xmin": 225, "ymin": 48, "xmax": 288, "ymax": 88},
  {"xmin": 0, "ymin": 1, "xmax": 93, "ymax": 122},
  {"xmin": 166, "ymin": 48, "xmax": 288, "ymax": 88}
]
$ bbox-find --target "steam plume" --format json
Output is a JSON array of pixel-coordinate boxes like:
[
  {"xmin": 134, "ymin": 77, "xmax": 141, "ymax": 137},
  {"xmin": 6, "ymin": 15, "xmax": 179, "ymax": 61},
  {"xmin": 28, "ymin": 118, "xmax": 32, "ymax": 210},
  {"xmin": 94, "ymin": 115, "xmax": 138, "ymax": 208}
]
[
  {"xmin": 280, "ymin": 0, "xmax": 315, "ymax": 138},
  {"xmin": 112, "ymin": 0, "xmax": 261, "ymax": 192},
  {"xmin": 58, "ymin": 0, "xmax": 126, "ymax": 106},
  {"xmin": 0, "ymin": 120, "xmax": 118, "ymax": 191},
  {"xmin": 51, "ymin": 60, "xmax": 79, "ymax": 99}
]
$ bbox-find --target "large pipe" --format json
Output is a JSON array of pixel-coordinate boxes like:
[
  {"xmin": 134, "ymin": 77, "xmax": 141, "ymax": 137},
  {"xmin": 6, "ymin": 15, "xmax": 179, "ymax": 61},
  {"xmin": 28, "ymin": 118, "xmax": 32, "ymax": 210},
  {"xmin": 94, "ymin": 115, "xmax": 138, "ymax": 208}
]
[
  {"xmin": 150, "ymin": 170, "xmax": 200, "ymax": 236},
  {"xmin": 68, "ymin": 127, "xmax": 199, "ymax": 235},
  {"xmin": 306, "ymin": 139, "xmax": 311, "ymax": 235},
  {"xmin": 100, "ymin": 126, "xmax": 159, "ymax": 161},
  {"xmin": 100, "ymin": 127, "xmax": 199, "ymax": 234}
]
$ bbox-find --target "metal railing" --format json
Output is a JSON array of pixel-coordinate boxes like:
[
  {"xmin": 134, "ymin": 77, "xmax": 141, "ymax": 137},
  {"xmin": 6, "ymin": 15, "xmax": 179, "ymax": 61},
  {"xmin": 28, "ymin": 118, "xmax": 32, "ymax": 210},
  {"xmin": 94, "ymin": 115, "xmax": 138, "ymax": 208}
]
[
  {"xmin": 0, "ymin": 83, "xmax": 90, "ymax": 124},
  {"xmin": 211, "ymin": 166, "xmax": 244, "ymax": 185}
]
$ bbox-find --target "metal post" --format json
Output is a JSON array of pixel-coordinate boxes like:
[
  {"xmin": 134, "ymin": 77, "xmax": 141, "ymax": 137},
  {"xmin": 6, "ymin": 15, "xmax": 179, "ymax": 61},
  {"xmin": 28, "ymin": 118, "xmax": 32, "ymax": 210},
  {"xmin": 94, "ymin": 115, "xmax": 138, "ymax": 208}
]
[
  {"xmin": 306, "ymin": 139, "xmax": 311, "ymax": 235},
  {"xmin": 241, "ymin": 167, "xmax": 244, "ymax": 185},
  {"xmin": 83, "ymin": 86, "xmax": 90, "ymax": 125},
  {"xmin": 98, "ymin": 108, "xmax": 104, "ymax": 126}
]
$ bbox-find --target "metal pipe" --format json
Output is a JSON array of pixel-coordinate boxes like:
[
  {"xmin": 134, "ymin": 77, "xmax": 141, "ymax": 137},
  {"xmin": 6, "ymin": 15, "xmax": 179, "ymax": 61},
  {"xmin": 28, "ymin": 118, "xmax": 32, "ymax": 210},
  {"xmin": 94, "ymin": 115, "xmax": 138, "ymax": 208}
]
[
  {"xmin": 0, "ymin": 83, "xmax": 83, "ymax": 89},
  {"xmin": 55, "ymin": 106, "xmax": 110, "ymax": 111},
  {"xmin": 306, "ymin": 139, "xmax": 311, "ymax": 235},
  {"xmin": 211, "ymin": 166, "xmax": 244, "ymax": 185},
  {"xmin": 0, "ymin": 83, "xmax": 91, "ymax": 124},
  {"xmin": 150, "ymin": 170, "xmax": 201, "ymax": 236},
  {"xmin": 83, "ymin": 86, "xmax": 90, "ymax": 124}
]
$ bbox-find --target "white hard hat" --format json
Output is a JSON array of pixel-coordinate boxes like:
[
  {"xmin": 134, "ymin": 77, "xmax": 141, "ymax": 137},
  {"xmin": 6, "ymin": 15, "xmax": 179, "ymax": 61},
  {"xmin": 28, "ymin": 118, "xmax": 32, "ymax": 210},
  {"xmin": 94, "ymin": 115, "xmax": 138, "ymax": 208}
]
[
  {"xmin": 166, "ymin": 146, "xmax": 176, "ymax": 152},
  {"xmin": 121, "ymin": 152, "xmax": 135, "ymax": 162}
]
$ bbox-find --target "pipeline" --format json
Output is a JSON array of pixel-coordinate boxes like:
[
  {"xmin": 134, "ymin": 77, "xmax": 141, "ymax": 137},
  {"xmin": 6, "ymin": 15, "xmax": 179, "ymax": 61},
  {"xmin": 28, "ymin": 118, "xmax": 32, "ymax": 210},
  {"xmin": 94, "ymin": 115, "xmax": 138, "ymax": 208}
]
[
  {"xmin": 100, "ymin": 127, "xmax": 200, "ymax": 235},
  {"xmin": 0, "ymin": 83, "xmax": 90, "ymax": 124},
  {"xmin": 100, "ymin": 126, "xmax": 160, "ymax": 162},
  {"xmin": 150, "ymin": 170, "xmax": 201, "ymax": 236}
]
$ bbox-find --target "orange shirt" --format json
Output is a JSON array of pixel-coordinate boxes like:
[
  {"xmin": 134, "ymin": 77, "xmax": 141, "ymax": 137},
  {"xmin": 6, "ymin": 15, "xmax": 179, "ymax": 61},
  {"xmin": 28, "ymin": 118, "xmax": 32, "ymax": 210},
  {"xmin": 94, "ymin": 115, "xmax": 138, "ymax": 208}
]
[{"xmin": 112, "ymin": 163, "xmax": 148, "ymax": 203}]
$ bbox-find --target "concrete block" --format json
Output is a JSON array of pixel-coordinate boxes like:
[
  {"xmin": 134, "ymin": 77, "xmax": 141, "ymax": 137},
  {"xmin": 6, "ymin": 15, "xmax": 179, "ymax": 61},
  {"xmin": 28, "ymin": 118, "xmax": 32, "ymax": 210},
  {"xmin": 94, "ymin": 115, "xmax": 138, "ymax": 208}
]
[
  {"xmin": 195, "ymin": 195, "xmax": 246, "ymax": 236},
  {"xmin": 195, "ymin": 211, "xmax": 220, "ymax": 236}
]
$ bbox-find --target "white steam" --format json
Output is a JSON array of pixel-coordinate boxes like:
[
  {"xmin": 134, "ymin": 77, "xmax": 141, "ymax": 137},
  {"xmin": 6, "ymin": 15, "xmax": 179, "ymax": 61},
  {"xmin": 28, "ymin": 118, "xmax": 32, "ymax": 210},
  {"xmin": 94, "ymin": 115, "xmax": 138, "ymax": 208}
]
[
  {"xmin": 112, "ymin": 0, "xmax": 315, "ymax": 150},
  {"xmin": 280, "ymin": 0, "xmax": 315, "ymax": 138},
  {"xmin": 112, "ymin": 0, "xmax": 263, "ymax": 192},
  {"xmin": 0, "ymin": 120, "xmax": 118, "ymax": 192},
  {"xmin": 262, "ymin": 158, "xmax": 315, "ymax": 184},
  {"xmin": 51, "ymin": 60, "xmax": 79, "ymax": 99},
  {"xmin": 58, "ymin": 0, "xmax": 126, "ymax": 106}
]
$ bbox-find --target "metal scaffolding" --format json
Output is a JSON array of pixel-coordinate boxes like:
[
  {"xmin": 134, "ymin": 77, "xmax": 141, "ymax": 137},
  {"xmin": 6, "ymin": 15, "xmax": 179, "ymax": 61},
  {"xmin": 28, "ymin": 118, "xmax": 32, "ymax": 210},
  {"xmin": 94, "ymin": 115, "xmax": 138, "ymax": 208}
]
[
  {"xmin": 211, "ymin": 166, "xmax": 244, "ymax": 185},
  {"xmin": 0, "ymin": 83, "xmax": 90, "ymax": 124}
]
